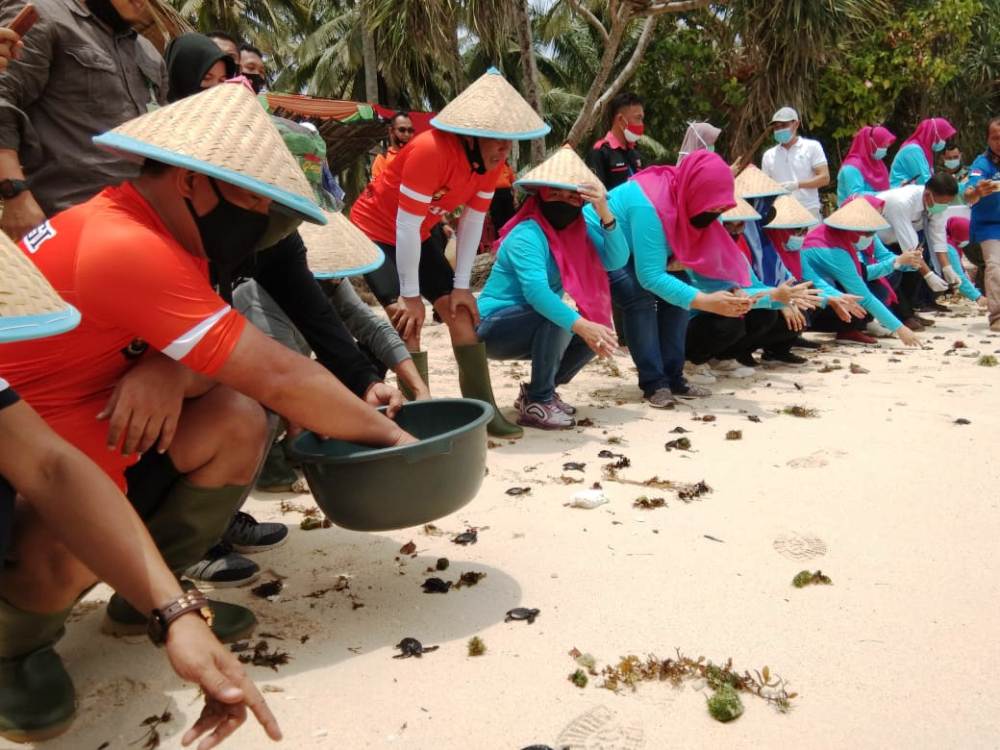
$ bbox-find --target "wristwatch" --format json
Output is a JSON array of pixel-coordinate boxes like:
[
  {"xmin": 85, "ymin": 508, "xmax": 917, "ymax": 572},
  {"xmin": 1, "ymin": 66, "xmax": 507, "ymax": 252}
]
[
  {"xmin": 147, "ymin": 589, "xmax": 213, "ymax": 646},
  {"xmin": 601, "ymin": 217, "xmax": 617, "ymax": 230},
  {"xmin": 0, "ymin": 179, "xmax": 29, "ymax": 200}
]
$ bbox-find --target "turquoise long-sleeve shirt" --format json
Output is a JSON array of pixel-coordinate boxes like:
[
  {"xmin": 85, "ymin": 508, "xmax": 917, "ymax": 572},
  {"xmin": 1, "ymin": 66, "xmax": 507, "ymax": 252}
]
[
  {"xmin": 946, "ymin": 243, "xmax": 982, "ymax": 301},
  {"xmin": 889, "ymin": 143, "xmax": 932, "ymax": 188},
  {"xmin": 800, "ymin": 246, "xmax": 903, "ymax": 332},
  {"xmin": 478, "ymin": 212, "xmax": 629, "ymax": 330},
  {"xmin": 587, "ymin": 181, "xmax": 700, "ymax": 309},
  {"xmin": 836, "ymin": 164, "xmax": 881, "ymax": 205},
  {"xmin": 685, "ymin": 262, "xmax": 784, "ymax": 316}
]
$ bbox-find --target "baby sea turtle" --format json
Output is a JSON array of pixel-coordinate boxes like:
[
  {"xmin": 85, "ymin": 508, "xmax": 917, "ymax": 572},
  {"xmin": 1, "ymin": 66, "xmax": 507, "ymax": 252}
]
[
  {"xmin": 452, "ymin": 529, "xmax": 478, "ymax": 545},
  {"xmin": 505, "ymin": 607, "xmax": 540, "ymax": 624},
  {"xmin": 421, "ymin": 577, "xmax": 451, "ymax": 594},
  {"xmin": 562, "ymin": 462, "xmax": 586, "ymax": 472},
  {"xmin": 393, "ymin": 637, "xmax": 439, "ymax": 658}
]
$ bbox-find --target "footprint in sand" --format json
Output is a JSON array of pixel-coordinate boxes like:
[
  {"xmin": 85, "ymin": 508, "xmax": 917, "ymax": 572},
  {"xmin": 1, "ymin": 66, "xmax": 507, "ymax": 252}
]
[
  {"xmin": 786, "ymin": 449, "xmax": 846, "ymax": 469},
  {"xmin": 556, "ymin": 705, "xmax": 645, "ymax": 750},
  {"xmin": 773, "ymin": 532, "xmax": 828, "ymax": 560}
]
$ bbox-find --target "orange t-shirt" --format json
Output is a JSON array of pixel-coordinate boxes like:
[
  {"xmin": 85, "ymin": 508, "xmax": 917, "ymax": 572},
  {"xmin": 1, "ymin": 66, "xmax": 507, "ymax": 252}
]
[
  {"xmin": 495, "ymin": 161, "xmax": 515, "ymax": 189},
  {"xmin": 0, "ymin": 183, "xmax": 246, "ymax": 487},
  {"xmin": 370, "ymin": 146, "xmax": 400, "ymax": 181},
  {"xmin": 350, "ymin": 129, "xmax": 503, "ymax": 244}
]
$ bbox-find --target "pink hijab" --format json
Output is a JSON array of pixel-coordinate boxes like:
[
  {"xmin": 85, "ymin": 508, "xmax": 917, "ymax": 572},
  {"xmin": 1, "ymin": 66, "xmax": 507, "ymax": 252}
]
[
  {"xmin": 903, "ymin": 118, "xmax": 957, "ymax": 169},
  {"xmin": 802, "ymin": 195, "xmax": 896, "ymax": 303},
  {"xmin": 631, "ymin": 150, "xmax": 749, "ymax": 286},
  {"xmin": 947, "ymin": 216, "xmax": 970, "ymax": 258},
  {"xmin": 496, "ymin": 194, "xmax": 613, "ymax": 328},
  {"xmin": 842, "ymin": 125, "xmax": 896, "ymax": 192}
]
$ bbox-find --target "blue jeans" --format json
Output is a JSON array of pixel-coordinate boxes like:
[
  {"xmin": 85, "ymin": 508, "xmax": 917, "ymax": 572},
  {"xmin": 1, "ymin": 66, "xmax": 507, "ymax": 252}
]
[
  {"xmin": 477, "ymin": 305, "xmax": 594, "ymax": 403},
  {"xmin": 608, "ymin": 261, "xmax": 688, "ymax": 396}
]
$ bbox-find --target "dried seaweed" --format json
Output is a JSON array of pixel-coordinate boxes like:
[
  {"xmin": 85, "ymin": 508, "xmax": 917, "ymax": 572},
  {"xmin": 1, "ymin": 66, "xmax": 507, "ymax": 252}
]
[
  {"xmin": 251, "ymin": 580, "xmax": 283, "ymax": 599},
  {"xmin": 792, "ymin": 570, "xmax": 832, "ymax": 588},
  {"xmin": 133, "ymin": 707, "xmax": 172, "ymax": 749},
  {"xmin": 747, "ymin": 415, "xmax": 762, "ymax": 423},
  {"xmin": 467, "ymin": 636, "xmax": 486, "ymax": 656},
  {"xmin": 633, "ymin": 496, "xmax": 666, "ymax": 510},
  {"xmin": 978, "ymin": 355, "xmax": 998, "ymax": 367},
  {"xmin": 237, "ymin": 640, "xmax": 290, "ymax": 671},
  {"xmin": 725, "ymin": 430, "xmax": 742, "ymax": 441},
  {"xmin": 849, "ymin": 363, "xmax": 869, "ymax": 374},
  {"xmin": 677, "ymin": 480, "xmax": 712, "ymax": 502},
  {"xmin": 300, "ymin": 516, "xmax": 332, "ymax": 531},
  {"xmin": 399, "ymin": 541, "xmax": 417, "ymax": 555},
  {"xmin": 562, "ymin": 462, "xmax": 586, "ymax": 472},
  {"xmin": 664, "ymin": 437, "xmax": 692, "ymax": 452},
  {"xmin": 782, "ymin": 405, "xmax": 818, "ymax": 418},
  {"xmin": 569, "ymin": 669, "xmax": 589, "ymax": 688},
  {"xmin": 576, "ymin": 417, "xmax": 596, "ymax": 427}
]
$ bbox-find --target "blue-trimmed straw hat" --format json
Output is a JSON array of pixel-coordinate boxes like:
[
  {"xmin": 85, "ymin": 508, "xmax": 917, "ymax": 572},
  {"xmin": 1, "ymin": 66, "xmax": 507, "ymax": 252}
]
[
  {"xmin": 430, "ymin": 68, "xmax": 550, "ymax": 140},
  {"xmin": 734, "ymin": 164, "xmax": 788, "ymax": 199},
  {"xmin": 824, "ymin": 198, "xmax": 889, "ymax": 232},
  {"xmin": 721, "ymin": 197, "xmax": 761, "ymax": 223},
  {"xmin": 514, "ymin": 145, "xmax": 598, "ymax": 191},
  {"xmin": 301, "ymin": 211, "xmax": 385, "ymax": 279},
  {"xmin": 0, "ymin": 231, "xmax": 80, "ymax": 343},
  {"xmin": 765, "ymin": 195, "xmax": 819, "ymax": 230},
  {"xmin": 93, "ymin": 83, "xmax": 326, "ymax": 225}
]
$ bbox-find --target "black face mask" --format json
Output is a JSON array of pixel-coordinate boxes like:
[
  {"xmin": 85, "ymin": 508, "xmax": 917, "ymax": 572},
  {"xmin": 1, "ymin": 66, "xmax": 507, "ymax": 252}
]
[
  {"xmin": 539, "ymin": 199, "xmax": 582, "ymax": 231},
  {"xmin": 186, "ymin": 179, "xmax": 269, "ymax": 299},
  {"xmin": 690, "ymin": 211, "xmax": 721, "ymax": 229},
  {"xmin": 245, "ymin": 73, "xmax": 267, "ymax": 94},
  {"xmin": 85, "ymin": 0, "xmax": 132, "ymax": 34},
  {"xmin": 463, "ymin": 137, "xmax": 487, "ymax": 175}
]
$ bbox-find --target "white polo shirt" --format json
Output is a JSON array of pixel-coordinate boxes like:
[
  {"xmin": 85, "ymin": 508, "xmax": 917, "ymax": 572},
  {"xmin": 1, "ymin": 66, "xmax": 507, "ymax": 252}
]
[
  {"xmin": 762, "ymin": 137, "xmax": 828, "ymax": 213},
  {"xmin": 875, "ymin": 185, "xmax": 947, "ymax": 255}
]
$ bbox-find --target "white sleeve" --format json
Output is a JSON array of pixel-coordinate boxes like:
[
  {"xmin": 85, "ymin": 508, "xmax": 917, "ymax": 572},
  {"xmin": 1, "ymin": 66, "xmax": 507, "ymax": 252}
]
[
  {"xmin": 882, "ymin": 196, "xmax": 919, "ymax": 250},
  {"xmin": 761, "ymin": 148, "xmax": 775, "ymax": 178},
  {"xmin": 810, "ymin": 140, "xmax": 828, "ymax": 168},
  {"xmin": 453, "ymin": 207, "xmax": 487, "ymax": 290},
  {"xmin": 926, "ymin": 210, "xmax": 948, "ymax": 255},
  {"xmin": 395, "ymin": 207, "xmax": 424, "ymax": 298}
]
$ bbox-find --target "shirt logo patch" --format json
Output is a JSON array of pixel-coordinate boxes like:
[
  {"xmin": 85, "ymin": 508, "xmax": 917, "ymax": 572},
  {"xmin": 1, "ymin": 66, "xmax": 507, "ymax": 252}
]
[{"xmin": 23, "ymin": 221, "xmax": 57, "ymax": 254}]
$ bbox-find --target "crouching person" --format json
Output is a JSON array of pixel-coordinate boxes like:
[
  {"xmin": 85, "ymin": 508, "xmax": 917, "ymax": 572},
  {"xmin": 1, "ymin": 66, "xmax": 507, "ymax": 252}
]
[{"xmin": 476, "ymin": 147, "xmax": 626, "ymax": 429}]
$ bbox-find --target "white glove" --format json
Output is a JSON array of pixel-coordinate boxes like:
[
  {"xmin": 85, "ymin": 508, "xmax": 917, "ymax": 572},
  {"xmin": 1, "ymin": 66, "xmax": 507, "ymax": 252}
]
[
  {"xmin": 942, "ymin": 266, "xmax": 962, "ymax": 286},
  {"xmin": 923, "ymin": 271, "xmax": 949, "ymax": 292},
  {"xmin": 781, "ymin": 180, "xmax": 799, "ymax": 192}
]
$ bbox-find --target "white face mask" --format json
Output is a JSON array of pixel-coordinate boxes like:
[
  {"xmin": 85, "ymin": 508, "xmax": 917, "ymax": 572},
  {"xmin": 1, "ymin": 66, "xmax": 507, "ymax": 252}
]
[
  {"xmin": 854, "ymin": 235, "xmax": 874, "ymax": 250},
  {"xmin": 785, "ymin": 234, "xmax": 805, "ymax": 251},
  {"xmin": 959, "ymin": 240, "xmax": 970, "ymax": 248}
]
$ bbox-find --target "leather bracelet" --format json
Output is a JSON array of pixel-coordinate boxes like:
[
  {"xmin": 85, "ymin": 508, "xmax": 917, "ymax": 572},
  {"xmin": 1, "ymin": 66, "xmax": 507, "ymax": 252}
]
[
  {"xmin": 147, "ymin": 589, "xmax": 213, "ymax": 646},
  {"xmin": 601, "ymin": 217, "xmax": 617, "ymax": 230}
]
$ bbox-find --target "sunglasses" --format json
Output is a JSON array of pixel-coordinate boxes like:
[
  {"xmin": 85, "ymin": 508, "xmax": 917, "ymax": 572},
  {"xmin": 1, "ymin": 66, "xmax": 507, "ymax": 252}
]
[{"xmin": 395, "ymin": 127, "xmax": 414, "ymax": 134}]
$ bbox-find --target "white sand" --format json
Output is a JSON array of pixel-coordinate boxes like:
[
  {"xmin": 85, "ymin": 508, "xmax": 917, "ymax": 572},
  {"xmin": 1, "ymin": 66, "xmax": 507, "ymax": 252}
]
[{"xmin": 14, "ymin": 301, "xmax": 1000, "ymax": 750}]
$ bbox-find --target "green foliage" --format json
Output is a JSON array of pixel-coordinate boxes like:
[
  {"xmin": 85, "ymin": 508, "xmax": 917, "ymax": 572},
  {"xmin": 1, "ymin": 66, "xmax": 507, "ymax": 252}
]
[{"xmin": 707, "ymin": 683, "xmax": 745, "ymax": 722}]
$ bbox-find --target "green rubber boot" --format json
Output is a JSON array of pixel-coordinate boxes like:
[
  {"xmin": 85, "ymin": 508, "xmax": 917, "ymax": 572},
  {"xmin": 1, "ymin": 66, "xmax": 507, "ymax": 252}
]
[
  {"xmin": 0, "ymin": 598, "xmax": 75, "ymax": 743},
  {"xmin": 453, "ymin": 342, "xmax": 523, "ymax": 439},
  {"xmin": 399, "ymin": 350, "xmax": 430, "ymax": 401},
  {"xmin": 104, "ymin": 481, "xmax": 257, "ymax": 641}
]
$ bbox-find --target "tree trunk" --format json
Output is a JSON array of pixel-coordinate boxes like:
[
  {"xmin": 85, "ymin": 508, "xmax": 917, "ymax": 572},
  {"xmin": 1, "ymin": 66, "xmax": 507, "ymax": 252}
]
[
  {"xmin": 565, "ymin": 10, "xmax": 629, "ymax": 148},
  {"xmin": 360, "ymin": 1, "xmax": 379, "ymax": 103},
  {"xmin": 514, "ymin": 0, "xmax": 545, "ymax": 163}
]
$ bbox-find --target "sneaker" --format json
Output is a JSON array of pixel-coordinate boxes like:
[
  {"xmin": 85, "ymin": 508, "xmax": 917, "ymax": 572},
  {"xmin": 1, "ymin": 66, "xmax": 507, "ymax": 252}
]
[
  {"xmin": 184, "ymin": 542, "xmax": 260, "ymax": 588},
  {"xmin": 915, "ymin": 315, "xmax": 935, "ymax": 327},
  {"xmin": 710, "ymin": 358, "xmax": 744, "ymax": 372},
  {"xmin": 687, "ymin": 363, "xmax": 717, "ymax": 384},
  {"xmin": 644, "ymin": 387, "xmax": 675, "ymax": 409},
  {"xmin": 222, "ymin": 511, "xmax": 288, "ymax": 554},
  {"xmin": 902, "ymin": 317, "xmax": 925, "ymax": 331},
  {"xmin": 673, "ymin": 382, "xmax": 712, "ymax": 398},
  {"xmin": 517, "ymin": 397, "xmax": 575, "ymax": 430},
  {"xmin": 721, "ymin": 365, "xmax": 755, "ymax": 379},
  {"xmin": 866, "ymin": 321, "xmax": 893, "ymax": 338},
  {"xmin": 790, "ymin": 336, "xmax": 822, "ymax": 349},
  {"xmin": 736, "ymin": 352, "xmax": 759, "ymax": 368},
  {"xmin": 836, "ymin": 330, "xmax": 878, "ymax": 345},
  {"xmin": 919, "ymin": 301, "xmax": 949, "ymax": 313},
  {"xmin": 763, "ymin": 350, "xmax": 808, "ymax": 364},
  {"xmin": 552, "ymin": 391, "xmax": 577, "ymax": 416}
]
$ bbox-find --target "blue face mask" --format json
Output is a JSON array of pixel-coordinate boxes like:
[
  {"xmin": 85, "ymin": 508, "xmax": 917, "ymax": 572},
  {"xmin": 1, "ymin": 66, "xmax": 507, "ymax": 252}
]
[
  {"xmin": 944, "ymin": 158, "xmax": 961, "ymax": 170},
  {"xmin": 785, "ymin": 234, "xmax": 805, "ymax": 251},
  {"xmin": 873, "ymin": 147, "xmax": 888, "ymax": 160},
  {"xmin": 854, "ymin": 235, "xmax": 874, "ymax": 250},
  {"xmin": 927, "ymin": 202, "xmax": 949, "ymax": 215},
  {"xmin": 773, "ymin": 127, "xmax": 793, "ymax": 145},
  {"xmin": 932, "ymin": 140, "xmax": 947, "ymax": 152},
  {"xmin": 706, "ymin": 145, "xmax": 716, "ymax": 153}
]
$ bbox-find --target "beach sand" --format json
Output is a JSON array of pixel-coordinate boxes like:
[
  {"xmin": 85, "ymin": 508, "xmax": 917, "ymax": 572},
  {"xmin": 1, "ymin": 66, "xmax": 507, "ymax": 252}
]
[{"xmin": 13, "ymin": 300, "xmax": 1000, "ymax": 750}]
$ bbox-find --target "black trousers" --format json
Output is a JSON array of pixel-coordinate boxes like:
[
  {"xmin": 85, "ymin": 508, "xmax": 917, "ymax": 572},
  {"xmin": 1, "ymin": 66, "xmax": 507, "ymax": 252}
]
[{"xmin": 686, "ymin": 309, "xmax": 789, "ymax": 364}]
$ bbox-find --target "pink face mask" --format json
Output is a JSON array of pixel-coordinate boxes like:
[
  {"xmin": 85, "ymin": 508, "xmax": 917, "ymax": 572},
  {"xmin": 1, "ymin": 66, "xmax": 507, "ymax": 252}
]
[{"xmin": 624, "ymin": 122, "xmax": 645, "ymax": 144}]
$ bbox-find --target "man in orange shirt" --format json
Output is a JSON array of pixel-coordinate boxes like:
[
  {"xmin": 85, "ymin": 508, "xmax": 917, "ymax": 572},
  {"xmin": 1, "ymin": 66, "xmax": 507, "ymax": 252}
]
[
  {"xmin": 0, "ymin": 83, "xmax": 412, "ymax": 741},
  {"xmin": 351, "ymin": 68, "xmax": 549, "ymax": 437},
  {"xmin": 371, "ymin": 111, "xmax": 414, "ymax": 181}
]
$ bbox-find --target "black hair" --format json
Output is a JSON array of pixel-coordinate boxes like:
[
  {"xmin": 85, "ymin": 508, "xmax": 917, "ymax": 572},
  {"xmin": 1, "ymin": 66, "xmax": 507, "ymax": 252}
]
[
  {"xmin": 606, "ymin": 91, "xmax": 643, "ymax": 129},
  {"xmin": 925, "ymin": 172, "xmax": 959, "ymax": 197},
  {"xmin": 239, "ymin": 43, "xmax": 264, "ymax": 59},
  {"xmin": 390, "ymin": 111, "xmax": 411, "ymax": 125},
  {"xmin": 206, "ymin": 30, "xmax": 239, "ymax": 47},
  {"xmin": 943, "ymin": 141, "xmax": 959, "ymax": 151},
  {"xmin": 140, "ymin": 159, "xmax": 172, "ymax": 176},
  {"xmin": 987, "ymin": 117, "xmax": 1000, "ymax": 137}
]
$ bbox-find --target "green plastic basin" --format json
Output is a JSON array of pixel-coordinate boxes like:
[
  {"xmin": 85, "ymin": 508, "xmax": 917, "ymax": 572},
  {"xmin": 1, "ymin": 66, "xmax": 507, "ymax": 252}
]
[{"xmin": 287, "ymin": 398, "xmax": 494, "ymax": 531}]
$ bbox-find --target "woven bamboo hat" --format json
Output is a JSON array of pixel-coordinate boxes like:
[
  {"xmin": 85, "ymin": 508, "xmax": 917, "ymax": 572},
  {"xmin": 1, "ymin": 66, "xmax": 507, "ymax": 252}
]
[
  {"xmin": 92, "ymin": 83, "xmax": 326, "ymax": 225},
  {"xmin": 0, "ymin": 232, "xmax": 80, "ymax": 343},
  {"xmin": 735, "ymin": 164, "xmax": 788, "ymax": 199},
  {"xmin": 514, "ymin": 145, "xmax": 599, "ymax": 191},
  {"xmin": 721, "ymin": 197, "xmax": 761, "ymax": 223},
  {"xmin": 825, "ymin": 198, "xmax": 889, "ymax": 232},
  {"xmin": 765, "ymin": 195, "xmax": 819, "ymax": 229},
  {"xmin": 431, "ymin": 68, "xmax": 550, "ymax": 140},
  {"xmin": 302, "ymin": 211, "xmax": 385, "ymax": 279}
]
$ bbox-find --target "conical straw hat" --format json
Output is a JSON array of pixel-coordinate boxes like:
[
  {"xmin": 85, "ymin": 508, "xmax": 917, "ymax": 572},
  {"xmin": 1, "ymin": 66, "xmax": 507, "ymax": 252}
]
[
  {"xmin": 721, "ymin": 197, "xmax": 761, "ymax": 223},
  {"xmin": 514, "ymin": 145, "xmax": 600, "ymax": 191},
  {"xmin": 92, "ymin": 83, "xmax": 326, "ymax": 224},
  {"xmin": 430, "ymin": 68, "xmax": 550, "ymax": 141},
  {"xmin": 302, "ymin": 212, "xmax": 385, "ymax": 279},
  {"xmin": 734, "ymin": 164, "xmax": 788, "ymax": 199},
  {"xmin": 0, "ymin": 232, "xmax": 80, "ymax": 343},
  {"xmin": 825, "ymin": 198, "xmax": 889, "ymax": 232},
  {"xmin": 765, "ymin": 195, "xmax": 819, "ymax": 229}
]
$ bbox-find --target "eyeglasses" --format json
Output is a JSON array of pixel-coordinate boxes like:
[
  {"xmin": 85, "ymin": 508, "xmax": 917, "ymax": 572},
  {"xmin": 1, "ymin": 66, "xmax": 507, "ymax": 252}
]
[{"xmin": 395, "ymin": 127, "xmax": 414, "ymax": 134}]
